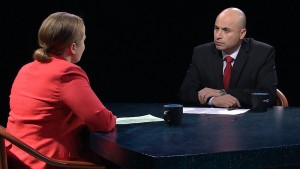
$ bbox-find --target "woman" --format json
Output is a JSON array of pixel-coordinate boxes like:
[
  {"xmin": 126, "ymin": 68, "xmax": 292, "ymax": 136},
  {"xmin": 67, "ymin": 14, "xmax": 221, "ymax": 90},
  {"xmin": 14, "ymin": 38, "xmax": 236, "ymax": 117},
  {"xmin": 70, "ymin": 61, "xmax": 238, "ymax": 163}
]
[{"xmin": 5, "ymin": 12, "xmax": 117, "ymax": 169}]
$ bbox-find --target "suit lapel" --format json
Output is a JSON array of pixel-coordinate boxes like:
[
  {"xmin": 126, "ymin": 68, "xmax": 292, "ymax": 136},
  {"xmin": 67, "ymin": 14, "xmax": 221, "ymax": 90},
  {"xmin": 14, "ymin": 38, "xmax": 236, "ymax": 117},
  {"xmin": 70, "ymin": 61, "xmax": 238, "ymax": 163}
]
[
  {"xmin": 230, "ymin": 40, "xmax": 251, "ymax": 88},
  {"xmin": 212, "ymin": 50, "xmax": 224, "ymax": 88}
]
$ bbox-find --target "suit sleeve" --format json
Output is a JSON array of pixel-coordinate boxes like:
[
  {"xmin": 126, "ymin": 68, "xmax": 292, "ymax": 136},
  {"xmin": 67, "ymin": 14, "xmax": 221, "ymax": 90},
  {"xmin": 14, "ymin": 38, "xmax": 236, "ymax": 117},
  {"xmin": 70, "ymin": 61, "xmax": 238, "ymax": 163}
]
[{"xmin": 178, "ymin": 47, "xmax": 203, "ymax": 106}]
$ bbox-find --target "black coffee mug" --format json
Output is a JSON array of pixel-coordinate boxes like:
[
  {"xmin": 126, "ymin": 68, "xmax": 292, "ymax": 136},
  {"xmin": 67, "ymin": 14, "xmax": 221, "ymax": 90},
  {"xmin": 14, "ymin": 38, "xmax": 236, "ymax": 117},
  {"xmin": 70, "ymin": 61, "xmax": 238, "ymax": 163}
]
[
  {"xmin": 251, "ymin": 92, "xmax": 269, "ymax": 112},
  {"xmin": 163, "ymin": 104, "xmax": 183, "ymax": 126}
]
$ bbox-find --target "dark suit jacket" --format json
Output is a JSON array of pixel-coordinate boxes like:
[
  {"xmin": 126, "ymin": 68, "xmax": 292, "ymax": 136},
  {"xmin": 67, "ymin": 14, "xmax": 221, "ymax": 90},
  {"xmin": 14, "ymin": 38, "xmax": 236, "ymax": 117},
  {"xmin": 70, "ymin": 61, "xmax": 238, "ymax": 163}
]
[{"xmin": 179, "ymin": 38, "xmax": 278, "ymax": 108}]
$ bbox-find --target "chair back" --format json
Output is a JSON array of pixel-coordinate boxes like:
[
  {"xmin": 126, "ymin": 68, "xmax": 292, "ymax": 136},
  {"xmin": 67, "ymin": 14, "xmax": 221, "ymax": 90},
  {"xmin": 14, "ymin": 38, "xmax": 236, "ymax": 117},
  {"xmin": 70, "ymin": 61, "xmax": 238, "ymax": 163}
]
[
  {"xmin": 0, "ymin": 125, "xmax": 104, "ymax": 169},
  {"xmin": 0, "ymin": 133, "xmax": 8, "ymax": 169},
  {"xmin": 276, "ymin": 89, "xmax": 289, "ymax": 107}
]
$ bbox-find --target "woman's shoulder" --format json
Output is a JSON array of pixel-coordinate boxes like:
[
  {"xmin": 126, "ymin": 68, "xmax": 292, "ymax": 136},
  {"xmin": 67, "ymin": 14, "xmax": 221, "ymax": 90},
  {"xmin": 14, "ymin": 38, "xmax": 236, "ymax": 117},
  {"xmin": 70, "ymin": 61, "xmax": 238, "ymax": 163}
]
[
  {"xmin": 29, "ymin": 57, "xmax": 88, "ymax": 79},
  {"xmin": 50, "ymin": 57, "xmax": 84, "ymax": 72}
]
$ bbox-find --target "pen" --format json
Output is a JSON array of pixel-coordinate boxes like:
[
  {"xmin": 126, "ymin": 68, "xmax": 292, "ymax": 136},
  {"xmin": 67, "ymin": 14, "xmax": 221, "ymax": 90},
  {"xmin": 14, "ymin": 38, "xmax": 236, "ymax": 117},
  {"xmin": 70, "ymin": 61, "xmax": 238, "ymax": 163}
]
[{"xmin": 227, "ymin": 107, "xmax": 237, "ymax": 111}]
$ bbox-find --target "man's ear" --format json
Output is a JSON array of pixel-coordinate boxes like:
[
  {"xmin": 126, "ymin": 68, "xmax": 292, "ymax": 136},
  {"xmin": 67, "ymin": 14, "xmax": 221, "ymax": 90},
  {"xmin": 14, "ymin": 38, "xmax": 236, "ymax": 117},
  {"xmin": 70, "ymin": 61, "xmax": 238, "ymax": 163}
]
[{"xmin": 240, "ymin": 28, "xmax": 247, "ymax": 39}]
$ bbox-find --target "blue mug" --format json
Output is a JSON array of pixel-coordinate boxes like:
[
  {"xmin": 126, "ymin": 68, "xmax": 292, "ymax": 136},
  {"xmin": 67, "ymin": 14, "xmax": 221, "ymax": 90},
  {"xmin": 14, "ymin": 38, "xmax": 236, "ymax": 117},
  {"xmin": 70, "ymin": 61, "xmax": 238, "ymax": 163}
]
[{"xmin": 251, "ymin": 93, "xmax": 269, "ymax": 112}]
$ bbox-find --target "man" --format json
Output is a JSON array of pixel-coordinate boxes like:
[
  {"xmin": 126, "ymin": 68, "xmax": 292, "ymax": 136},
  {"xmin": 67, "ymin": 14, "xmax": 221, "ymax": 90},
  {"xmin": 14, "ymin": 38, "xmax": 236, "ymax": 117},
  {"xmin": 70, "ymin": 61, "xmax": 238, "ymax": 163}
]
[{"xmin": 178, "ymin": 7, "xmax": 278, "ymax": 108}]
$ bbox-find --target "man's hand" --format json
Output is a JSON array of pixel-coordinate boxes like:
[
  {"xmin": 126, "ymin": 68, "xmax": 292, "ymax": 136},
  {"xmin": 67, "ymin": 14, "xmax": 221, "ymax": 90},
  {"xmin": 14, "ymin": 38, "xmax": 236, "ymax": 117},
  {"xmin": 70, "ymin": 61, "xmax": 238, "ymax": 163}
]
[
  {"xmin": 198, "ymin": 87, "xmax": 222, "ymax": 104},
  {"xmin": 211, "ymin": 94, "xmax": 241, "ymax": 108},
  {"xmin": 198, "ymin": 87, "xmax": 241, "ymax": 108}
]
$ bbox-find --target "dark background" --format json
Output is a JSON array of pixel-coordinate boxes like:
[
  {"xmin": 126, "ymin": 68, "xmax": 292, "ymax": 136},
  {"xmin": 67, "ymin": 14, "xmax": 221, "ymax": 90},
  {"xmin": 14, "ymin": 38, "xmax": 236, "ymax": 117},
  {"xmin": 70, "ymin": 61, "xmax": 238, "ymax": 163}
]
[{"xmin": 1, "ymin": 0, "xmax": 299, "ymax": 125}]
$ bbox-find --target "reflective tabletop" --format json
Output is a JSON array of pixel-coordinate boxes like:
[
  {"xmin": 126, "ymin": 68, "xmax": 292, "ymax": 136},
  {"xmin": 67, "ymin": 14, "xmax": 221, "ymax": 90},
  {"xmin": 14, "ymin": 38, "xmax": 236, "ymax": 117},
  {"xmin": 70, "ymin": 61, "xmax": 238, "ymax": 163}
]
[{"xmin": 89, "ymin": 103, "xmax": 300, "ymax": 169}]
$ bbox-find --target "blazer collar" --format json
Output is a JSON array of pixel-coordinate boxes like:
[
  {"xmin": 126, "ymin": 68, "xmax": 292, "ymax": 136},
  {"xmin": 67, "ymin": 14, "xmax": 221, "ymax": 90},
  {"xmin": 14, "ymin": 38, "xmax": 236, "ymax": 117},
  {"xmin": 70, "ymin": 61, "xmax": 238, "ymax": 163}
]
[
  {"xmin": 212, "ymin": 49, "xmax": 224, "ymax": 88},
  {"xmin": 230, "ymin": 38, "xmax": 251, "ymax": 88}
]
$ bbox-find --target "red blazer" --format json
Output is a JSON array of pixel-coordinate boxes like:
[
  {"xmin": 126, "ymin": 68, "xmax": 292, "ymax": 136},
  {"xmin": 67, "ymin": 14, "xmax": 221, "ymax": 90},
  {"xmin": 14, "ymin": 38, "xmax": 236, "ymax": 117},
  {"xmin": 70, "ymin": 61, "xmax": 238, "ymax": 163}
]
[{"xmin": 6, "ymin": 57, "xmax": 116, "ymax": 168}]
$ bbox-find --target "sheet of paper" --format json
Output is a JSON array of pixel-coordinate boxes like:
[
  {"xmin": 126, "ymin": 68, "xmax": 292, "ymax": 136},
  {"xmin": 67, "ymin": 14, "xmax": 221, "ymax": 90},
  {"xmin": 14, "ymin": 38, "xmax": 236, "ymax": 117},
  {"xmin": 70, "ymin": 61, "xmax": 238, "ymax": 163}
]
[
  {"xmin": 117, "ymin": 114, "xmax": 164, "ymax": 125},
  {"xmin": 183, "ymin": 107, "xmax": 249, "ymax": 115}
]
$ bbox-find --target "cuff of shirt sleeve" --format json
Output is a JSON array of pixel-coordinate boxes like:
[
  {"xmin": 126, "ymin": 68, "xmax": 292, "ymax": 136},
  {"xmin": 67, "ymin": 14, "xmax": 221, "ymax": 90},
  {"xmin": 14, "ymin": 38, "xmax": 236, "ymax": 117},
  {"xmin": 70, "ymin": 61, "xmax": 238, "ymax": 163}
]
[{"xmin": 206, "ymin": 97, "xmax": 215, "ymax": 106}]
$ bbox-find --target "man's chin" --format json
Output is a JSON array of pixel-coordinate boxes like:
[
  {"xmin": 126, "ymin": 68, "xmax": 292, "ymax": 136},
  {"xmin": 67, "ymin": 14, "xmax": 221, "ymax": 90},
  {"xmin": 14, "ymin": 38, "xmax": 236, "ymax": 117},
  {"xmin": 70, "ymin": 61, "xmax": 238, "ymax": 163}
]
[{"xmin": 215, "ymin": 45, "xmax": 225, "ymax": 51}]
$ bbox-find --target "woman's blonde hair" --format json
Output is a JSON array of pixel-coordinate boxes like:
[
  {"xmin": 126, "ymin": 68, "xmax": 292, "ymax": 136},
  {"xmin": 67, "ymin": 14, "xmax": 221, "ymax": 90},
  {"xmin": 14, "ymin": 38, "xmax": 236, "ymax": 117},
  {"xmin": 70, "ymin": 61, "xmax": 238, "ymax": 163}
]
[{"xmin": 33, "ymin": 12, "xmax": 85, "ymax": 62}]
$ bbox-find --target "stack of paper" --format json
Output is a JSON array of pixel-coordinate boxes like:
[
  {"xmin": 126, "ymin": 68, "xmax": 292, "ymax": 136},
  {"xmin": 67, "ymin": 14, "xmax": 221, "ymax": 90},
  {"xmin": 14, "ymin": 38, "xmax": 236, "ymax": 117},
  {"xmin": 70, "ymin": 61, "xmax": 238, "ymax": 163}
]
[
  {"xmin": 183, "ymin": 107, "xmax": 249, "ymax": 115},
  {"xmin": 116, "ymin": 114, "xmax": 164, "ymax": 125}
]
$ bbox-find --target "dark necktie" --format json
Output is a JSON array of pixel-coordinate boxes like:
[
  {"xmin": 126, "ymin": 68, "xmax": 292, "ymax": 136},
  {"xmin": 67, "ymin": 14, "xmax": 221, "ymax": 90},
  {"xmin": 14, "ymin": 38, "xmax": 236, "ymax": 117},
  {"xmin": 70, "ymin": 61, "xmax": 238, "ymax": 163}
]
[{"xmin": 223, "ymin": 56, "xmax": 234, "ymax": 89}]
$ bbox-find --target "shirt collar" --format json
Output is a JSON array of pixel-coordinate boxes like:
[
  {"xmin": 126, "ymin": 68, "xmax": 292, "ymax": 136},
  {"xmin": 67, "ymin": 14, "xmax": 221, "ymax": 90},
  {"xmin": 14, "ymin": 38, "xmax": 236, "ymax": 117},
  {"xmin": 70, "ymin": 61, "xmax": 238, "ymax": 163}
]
[{"xmin": 222, "ymin": 45, "xmax": 241, "ymax": 60}]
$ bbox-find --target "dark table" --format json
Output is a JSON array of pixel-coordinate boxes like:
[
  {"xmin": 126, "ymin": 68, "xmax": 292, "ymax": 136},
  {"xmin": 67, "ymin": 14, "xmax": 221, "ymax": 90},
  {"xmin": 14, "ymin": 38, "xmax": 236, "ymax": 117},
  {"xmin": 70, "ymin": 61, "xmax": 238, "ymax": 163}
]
[{"xmin": 89, "ymin": 103, "xmax": 300, "ymax": 169}]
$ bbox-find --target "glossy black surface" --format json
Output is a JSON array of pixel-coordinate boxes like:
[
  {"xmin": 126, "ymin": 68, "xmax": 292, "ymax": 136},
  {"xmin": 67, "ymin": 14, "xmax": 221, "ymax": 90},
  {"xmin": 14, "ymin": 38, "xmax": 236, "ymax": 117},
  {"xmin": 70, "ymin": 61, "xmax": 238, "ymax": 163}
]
[{"xmin": 89, "ymin": 103, "xmax": 300, "ymax": 169}]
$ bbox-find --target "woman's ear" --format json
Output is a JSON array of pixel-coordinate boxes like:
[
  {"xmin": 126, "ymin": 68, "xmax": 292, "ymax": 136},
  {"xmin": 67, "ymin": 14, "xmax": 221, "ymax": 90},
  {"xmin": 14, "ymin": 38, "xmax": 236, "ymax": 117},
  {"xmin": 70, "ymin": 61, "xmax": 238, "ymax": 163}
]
[{"xmin": 70, "ymin": 43, "xmax": 77, "ymax": 54}]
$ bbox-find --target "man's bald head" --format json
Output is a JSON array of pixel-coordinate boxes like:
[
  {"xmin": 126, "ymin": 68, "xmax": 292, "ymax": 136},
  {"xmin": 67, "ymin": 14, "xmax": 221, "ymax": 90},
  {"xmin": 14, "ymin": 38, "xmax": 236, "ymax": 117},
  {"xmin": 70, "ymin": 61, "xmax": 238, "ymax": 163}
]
[{"xmin": 216, "ymin": 7, "xmax": 246, "ymax": 29}]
